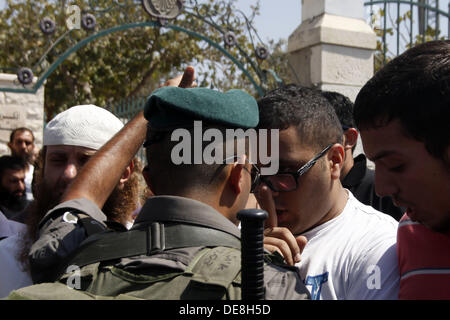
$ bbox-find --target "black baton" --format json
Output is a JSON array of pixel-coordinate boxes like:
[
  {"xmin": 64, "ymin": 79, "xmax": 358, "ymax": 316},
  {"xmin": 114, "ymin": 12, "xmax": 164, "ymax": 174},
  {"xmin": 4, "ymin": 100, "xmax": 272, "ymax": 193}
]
[{"xmin": 237, "ymin": 208, "xmax": 268, "ymax": 300}]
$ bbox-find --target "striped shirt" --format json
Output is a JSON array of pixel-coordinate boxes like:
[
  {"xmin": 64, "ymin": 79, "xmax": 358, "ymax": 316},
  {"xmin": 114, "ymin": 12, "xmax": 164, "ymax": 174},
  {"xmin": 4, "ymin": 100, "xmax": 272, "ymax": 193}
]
[{"xmin": 397, "ymin": 214, "xmax": 450, "ymax": 299}]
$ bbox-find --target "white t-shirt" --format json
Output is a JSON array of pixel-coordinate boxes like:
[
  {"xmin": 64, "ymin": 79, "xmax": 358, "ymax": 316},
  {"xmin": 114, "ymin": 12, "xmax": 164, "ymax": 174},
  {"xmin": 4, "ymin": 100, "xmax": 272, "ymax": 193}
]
[
  {"xmin": 296, "ymin": 190, "xmax": 399, "ymax": 300},
  {"xmin": 25, "ymin": 164, "xmax": 34, "ymax": 201}
]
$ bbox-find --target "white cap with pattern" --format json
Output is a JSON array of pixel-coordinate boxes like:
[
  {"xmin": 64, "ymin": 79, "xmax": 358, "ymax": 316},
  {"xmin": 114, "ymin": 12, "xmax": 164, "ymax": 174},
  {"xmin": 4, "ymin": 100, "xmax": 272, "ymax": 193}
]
[{"xmin": 43, "ymin": 104, "xmax": 124, "ymax": 150}]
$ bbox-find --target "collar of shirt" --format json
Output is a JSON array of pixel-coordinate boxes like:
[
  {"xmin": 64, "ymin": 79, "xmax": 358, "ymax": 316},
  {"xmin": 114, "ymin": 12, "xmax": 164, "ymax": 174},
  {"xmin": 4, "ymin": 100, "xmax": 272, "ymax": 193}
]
[
  {"xmin": 133, "ymin": 195, "xmax": 241, "ymax": 239},
  {"xmin": 342, "ymin": 153, "xmax": 367, "ymax": 188}
]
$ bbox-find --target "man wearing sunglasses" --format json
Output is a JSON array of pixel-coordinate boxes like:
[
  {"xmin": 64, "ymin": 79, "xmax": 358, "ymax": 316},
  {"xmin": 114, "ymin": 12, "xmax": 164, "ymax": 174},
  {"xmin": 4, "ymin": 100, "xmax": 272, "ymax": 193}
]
[
  {"xmin": 254, "ymin": 84, "xmax": 399, "ymax": 300},
  {"xmin": 9, "ymin": 70, "xmax": 310, "ymax": 300}
]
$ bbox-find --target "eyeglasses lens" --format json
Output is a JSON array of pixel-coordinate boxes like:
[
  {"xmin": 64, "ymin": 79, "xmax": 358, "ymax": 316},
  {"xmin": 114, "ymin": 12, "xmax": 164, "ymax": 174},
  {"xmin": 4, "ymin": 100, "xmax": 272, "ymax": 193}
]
[{"xmin": 265, "ymin": 174, "xmax": 297, "ymax": 192}]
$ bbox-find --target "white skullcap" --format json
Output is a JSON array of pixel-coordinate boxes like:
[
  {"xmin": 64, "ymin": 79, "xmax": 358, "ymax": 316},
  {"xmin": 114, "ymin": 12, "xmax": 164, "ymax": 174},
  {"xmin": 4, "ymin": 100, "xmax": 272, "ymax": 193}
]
[{"xmin": 43, "ymin": 104, "xmax": 124, "ymax": 150}]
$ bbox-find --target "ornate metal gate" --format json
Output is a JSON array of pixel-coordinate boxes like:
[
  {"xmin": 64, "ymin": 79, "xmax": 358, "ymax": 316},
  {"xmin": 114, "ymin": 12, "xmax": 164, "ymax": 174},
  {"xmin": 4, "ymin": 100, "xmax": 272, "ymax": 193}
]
[
  {"xmin": 0, "ymin": 0, "xmax": 282, "ymax": 96},
  {"xmin": 365, "ymin": 0, "xmax": 450, "ymax": 67}
]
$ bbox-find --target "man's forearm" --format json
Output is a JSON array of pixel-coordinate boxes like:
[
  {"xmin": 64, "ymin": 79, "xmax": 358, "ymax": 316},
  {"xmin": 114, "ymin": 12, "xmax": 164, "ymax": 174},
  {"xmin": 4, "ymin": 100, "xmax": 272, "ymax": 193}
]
[{"xmin": 59, "ymin": 66, "xmax": 196, "ymax": 209}]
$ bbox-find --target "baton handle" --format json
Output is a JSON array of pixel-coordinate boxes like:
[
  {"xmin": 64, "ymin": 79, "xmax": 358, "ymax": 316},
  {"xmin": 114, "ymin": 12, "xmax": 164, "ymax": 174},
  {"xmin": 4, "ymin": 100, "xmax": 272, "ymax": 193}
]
[{"xmin": 237, "ymin": 209, "xmax": 268, "ymax": 300}]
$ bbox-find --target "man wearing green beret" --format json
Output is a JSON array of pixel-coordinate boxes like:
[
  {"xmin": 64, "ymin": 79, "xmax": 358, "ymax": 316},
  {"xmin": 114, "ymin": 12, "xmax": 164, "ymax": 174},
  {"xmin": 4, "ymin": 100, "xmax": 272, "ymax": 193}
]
[{"xmin": 9, "ymin": 70, "xmax": 310, "ymax": 300}]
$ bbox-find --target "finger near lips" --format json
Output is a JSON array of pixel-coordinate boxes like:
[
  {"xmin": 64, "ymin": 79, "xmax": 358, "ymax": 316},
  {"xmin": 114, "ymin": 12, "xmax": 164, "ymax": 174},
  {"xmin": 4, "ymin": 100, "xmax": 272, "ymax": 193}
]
[{"xmin": 256, "ymin": 185, "xmax": 277, "ymax": 229}]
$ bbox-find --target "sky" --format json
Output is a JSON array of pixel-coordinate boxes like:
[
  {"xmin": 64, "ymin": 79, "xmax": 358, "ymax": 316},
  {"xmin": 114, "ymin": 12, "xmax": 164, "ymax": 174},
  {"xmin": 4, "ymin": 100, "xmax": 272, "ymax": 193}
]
[{"xmin": 234, "ymin": 0, "xmax": 303, "ymax": 43}]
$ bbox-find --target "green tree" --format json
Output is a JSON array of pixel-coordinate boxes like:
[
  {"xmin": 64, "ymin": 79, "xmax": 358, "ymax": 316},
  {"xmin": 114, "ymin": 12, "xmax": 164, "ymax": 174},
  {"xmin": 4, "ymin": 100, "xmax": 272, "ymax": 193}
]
[{"xmin": 0, "ymin": 0, "xmax": 276, "ymax": 120}]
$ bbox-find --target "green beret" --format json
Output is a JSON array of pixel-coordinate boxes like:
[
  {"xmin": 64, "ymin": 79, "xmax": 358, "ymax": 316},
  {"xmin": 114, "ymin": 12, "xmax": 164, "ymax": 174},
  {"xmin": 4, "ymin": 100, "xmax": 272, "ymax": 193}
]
[{"xmin": 144, "ymin": 86, "xmax": 259, "ymax": 130}]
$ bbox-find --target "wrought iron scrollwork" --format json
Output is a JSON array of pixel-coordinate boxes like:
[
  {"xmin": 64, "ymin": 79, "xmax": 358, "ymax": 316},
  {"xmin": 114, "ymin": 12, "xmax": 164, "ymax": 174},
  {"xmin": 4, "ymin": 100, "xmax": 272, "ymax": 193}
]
[
  {"xmin": 39, "ymin": 17, "xmax": 56, "ymax": 35},
  {"xmin": 255, "ymin": 46, "xmax": 269, "ymax": 60},
  {"xmin": 142, "ymin": 0, "xmax": 184, "ymax": 20},
  {"xmin": 81, "ymin": 13, "xmax": 97, "ymax": 31},
  {"xmin": 17, "ymin": 68, "xmax": 34, "ymax": 85},
  {"xmin": 1, "ymin": 0, "xmax": 281, "ymax": 95},
  {"xmin": 224, "ymin": 31, "xmax": 237, "ymax": 46}
]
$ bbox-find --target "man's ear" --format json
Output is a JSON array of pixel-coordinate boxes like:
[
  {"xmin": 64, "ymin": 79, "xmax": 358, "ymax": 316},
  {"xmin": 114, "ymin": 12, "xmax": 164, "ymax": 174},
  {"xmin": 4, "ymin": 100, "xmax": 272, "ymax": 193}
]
[
  {"xmin": 328, "ymin": 144, "xmax": 345, "ymax": 180},
  {"xmin": 7, "ymin": 142, "xmax": 12, "ymax": 151},
  {"xmin": 119, "ymin": 160, "xmax": 134, "ymax": 186},
  {"xmin": 228, "ymin": 155, "xmax": 248, "ymax": 195},
  {"xmin": 343, "ymin": 128, "xmax": 358, "ymax": 151}
]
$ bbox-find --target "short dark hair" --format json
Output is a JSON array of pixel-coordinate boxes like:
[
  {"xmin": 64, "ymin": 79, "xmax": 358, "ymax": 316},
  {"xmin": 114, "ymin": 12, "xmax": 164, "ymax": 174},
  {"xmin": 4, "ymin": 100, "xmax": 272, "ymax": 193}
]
[
  {"xmin": 354, "ymin": 40, "xmax": 450, "ymax": 161},
  {"xmin": 322, "ymin": 91, "xmax": 355, "ymax": 129},
  {"xmin": 0, "ymin": 155, "xmax": 26, "ymax": 178},
  {"xmin": 9, "ymin": 127, "xmax": 34, "ymax": 143},
  {"xmin": 145, "ymin": 125, "xmax": 249, "ymax": 196},
  {"xmin": 257, "ymin": 84, "xmax": 343, "ymax": 151}
]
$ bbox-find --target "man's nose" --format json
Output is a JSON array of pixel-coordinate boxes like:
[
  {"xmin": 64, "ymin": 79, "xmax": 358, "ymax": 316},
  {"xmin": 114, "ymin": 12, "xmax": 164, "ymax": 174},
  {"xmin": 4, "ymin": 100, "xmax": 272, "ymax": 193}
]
[
  {"xmin": 14, "ymin": 180, "xmax": 25, "ymax": 194},
  {"xmin": 62, "ymin": 163, "xmax": 78, "ymax": 181},
  {"xmin": 19, "ymin": 180, "xmax": 25, "ymax": 191},
  {"xmin": 374, "ymin": 170, "xmax": 398, "ymax": 198}
]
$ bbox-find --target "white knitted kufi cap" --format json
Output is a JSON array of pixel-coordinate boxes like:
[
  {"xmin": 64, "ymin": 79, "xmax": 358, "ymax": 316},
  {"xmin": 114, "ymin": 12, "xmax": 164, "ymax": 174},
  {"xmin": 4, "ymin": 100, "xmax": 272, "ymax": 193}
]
[{"xmin": 43, "ymin": 104, "xmax": 124, "ymax": 150}]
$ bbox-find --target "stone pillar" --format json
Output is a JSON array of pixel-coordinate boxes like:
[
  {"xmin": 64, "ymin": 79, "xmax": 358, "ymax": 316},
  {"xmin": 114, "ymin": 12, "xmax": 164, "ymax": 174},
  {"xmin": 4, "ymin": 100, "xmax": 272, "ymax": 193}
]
[
  {"xmin": 288, "ymin": 0, "xmax": 376, "ymax": 165},
  {"xmin": 0, "ymin": 74, "xmax": 45, "ymax": 156},
  {"xmin": 288, "ymin": 0, "xmax": 376, "ymax": 102}
]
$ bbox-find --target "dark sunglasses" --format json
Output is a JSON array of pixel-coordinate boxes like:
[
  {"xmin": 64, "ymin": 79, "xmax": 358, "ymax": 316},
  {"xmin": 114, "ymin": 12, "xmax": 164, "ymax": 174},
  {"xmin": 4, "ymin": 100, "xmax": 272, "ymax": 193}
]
[{"xmin": 251, "ymin": 143, "xmax": 334, "ymax": 193}]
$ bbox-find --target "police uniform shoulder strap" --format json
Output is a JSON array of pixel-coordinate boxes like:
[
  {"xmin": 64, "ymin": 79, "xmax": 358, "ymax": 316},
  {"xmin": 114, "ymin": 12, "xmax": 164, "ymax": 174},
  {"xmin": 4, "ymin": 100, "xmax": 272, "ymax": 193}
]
[{"xmin": 54, "ymin": 222, "xmax": 241, "ymax": 281}]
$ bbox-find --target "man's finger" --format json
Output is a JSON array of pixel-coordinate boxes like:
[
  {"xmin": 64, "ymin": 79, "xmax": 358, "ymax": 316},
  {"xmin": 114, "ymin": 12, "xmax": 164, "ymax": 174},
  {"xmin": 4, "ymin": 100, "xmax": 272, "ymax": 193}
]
[
  {"xmin": 159, "ymin": 75, "xmax": 182, "ymax": 88},
  {"xmin": 265, "ymin": 227, "xmax": 302, "ymax": 264},
  {"xmin": 296, "ymin": 235, "xmax": 308, "ymax": 254},
  {"xmin": 158, "ymin": 66, "xmax": 196, "ymax": 88},
  {"xmin": 255, "ymin": 184, "xmax": 277, "ymax": 229},
  {"xmin": 264, "ymin": 236, "xmax": 294, "ymax": 266},
  {"xmin": 178, "ymin": 66, "xmax": 196, "ymax": 88}
]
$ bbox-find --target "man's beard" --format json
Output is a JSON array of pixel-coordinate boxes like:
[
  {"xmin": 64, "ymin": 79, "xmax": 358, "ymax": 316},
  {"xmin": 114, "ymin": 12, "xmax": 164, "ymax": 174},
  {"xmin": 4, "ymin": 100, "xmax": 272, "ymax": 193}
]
[
  {"xmin": 0, "ymin": 188, "xmax": 27, "ymax": 213},
  {"xmin": 25, "ymin": 168, "xmax": 140, "ymax": 242},
  {"xmin": 17, "ymin": 157, "xmax": 140, "ymax": 272}
]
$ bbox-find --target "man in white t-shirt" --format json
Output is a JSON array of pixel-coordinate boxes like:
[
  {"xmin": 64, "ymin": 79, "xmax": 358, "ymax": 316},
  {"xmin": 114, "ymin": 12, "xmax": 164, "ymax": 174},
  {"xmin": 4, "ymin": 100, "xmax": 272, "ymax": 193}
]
[{"xmin": 254, "ymin": 84, "xmax": 399, "ymax": 300}]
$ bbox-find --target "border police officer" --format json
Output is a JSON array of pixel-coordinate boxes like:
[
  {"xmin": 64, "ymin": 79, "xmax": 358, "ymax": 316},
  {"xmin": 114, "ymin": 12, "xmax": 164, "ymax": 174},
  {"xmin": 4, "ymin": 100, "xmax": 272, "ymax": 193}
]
[{"xmin": 10, "ymin": 83, "xmax": 310, "ymax": 300}]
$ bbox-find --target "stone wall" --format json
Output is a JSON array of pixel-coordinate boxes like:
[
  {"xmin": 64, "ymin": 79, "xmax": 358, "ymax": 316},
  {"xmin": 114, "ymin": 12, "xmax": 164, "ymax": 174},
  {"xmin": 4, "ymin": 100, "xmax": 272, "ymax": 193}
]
[
  {"xmin": 288, "ymin": 0, "xmax": 376, "ymax": 168},
  {"xmin": 0, "ymin": 73, "xmax": 45, "ymax": 156}
]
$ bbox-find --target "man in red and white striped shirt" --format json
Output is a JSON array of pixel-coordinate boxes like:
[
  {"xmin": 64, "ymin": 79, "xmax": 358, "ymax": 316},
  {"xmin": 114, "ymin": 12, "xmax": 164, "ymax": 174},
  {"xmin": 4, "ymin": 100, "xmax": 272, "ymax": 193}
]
[{"xmin": 353, "ymin": 40, "xmax": 450, "ymax": 299}]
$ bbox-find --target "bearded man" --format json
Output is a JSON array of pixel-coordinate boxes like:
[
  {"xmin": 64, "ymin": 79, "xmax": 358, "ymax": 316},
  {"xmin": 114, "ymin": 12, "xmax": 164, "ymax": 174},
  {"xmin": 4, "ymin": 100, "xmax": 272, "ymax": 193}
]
[{"xmin": 0, "ymin": 105, "xmax": 141, "ymax": 297}]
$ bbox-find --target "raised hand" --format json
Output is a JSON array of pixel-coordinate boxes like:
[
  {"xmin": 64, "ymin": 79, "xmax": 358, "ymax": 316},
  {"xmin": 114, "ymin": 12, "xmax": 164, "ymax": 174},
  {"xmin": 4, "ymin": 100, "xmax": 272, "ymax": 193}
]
[
  {"xmin": 255, "ymin": 184, "xmax": 307, "ymax": 266},
  {"xmin": 160, "ymin": 66, "xmax": 197, "ymax": 88}
]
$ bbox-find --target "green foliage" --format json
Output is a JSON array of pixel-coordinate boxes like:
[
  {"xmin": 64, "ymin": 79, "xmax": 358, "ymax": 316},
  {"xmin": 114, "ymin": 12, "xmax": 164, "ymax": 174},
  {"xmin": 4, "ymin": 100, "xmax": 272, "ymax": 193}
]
[
  {"xmin": 370, "ymin": 5, "xmax": 447, "ymax": 73},
  {"xmin": 0, "ymin": 0, "xmax": 280, "ymax": 120}
]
